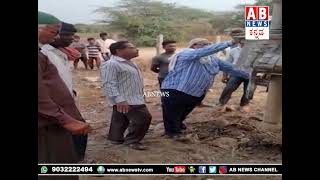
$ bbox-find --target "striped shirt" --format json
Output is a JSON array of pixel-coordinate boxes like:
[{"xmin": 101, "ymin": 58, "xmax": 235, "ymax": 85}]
[
  {"xmin": 87, "ymin": 44, "xmax": 101, "ymax": 58},
  {"xmin": 161, "ymin": 41, "xmax": 250, "ymax": 97},
  {"xmin": 100, "ymin": 55, "xmax": 144, "ymax": 106}
]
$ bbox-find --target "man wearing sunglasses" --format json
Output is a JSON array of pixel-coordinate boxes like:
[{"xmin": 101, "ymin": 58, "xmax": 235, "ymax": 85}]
[{"xmin": 160, "ymin": 38, "xmax": 249, "ymax": 139}]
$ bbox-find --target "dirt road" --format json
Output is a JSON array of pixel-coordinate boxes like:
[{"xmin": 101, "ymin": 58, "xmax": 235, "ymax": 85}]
[{"xmin": 72, "ymin": 48, "xmax": 282, "ymax": 180}]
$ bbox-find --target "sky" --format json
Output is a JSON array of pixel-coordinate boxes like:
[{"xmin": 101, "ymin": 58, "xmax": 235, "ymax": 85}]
[{"xmin": 38, "ymin": 0, "xmax": 256, "ymax": 24}]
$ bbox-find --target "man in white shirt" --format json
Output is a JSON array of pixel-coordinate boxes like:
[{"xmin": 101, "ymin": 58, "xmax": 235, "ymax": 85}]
[
  {"xmin": 219, "ymin": 40, "xmax": 251, "ymax": 112},
  {"xmin": 96, "ymin": 32, "xmax": 116, "ymax": 61},
  {"xmin": 40, "ymin": 22, "xmax": 77, "ymax": 96},
  {"xmin": 41, "ymin": 44, "xmax": 73, "ymax": 94}
]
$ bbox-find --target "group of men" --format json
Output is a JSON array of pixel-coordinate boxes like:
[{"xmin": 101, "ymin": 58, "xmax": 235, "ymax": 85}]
[
  {"xmin": 38, "ymin": 11, "xmax": 253, "ymax": 180},
  {"xmin": 70, "ymin": 33, "xmax": 116, "ymax": 70},
  {"xmin": 151, "ymin": 39, "xmax": 250, "ymax": 111},
  {"xmin": 100, "ymin": 38, "xmax": 252, "ymax": 148}
]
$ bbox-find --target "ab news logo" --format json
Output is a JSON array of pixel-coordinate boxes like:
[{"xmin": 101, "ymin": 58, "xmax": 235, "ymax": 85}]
[{"xmin": 245, "ymin": 6, "xmax": 270, "ymax": 40}]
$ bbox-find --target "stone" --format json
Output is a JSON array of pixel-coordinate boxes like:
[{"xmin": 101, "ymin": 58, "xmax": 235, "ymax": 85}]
[
  {"xmin": 82, "ymin": 77, "xmax": 100, "ymax": 82},
  {"xmin": 239, "ymin": 138, "xmax": 251, "ymax": 144},
  {"xmin": 189, "ymin": 153, "xmax": 205, "ymax": 160},
  {"xmin": 212, "ymin": 119, "xmax": 230, "ymax": 129},
  {"xmin": 153, "ymin": 123, "xmax": 164, "ymax": 132},
  {"xmin": 211, "ymin": 137, "xmax": 238, "ymax": 149}
]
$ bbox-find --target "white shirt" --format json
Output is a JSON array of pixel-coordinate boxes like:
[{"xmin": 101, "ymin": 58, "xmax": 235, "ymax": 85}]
[
  {"xmin": 96, "ymin": 38, "xmax": 116, "ymax": 54},
  {"xmin": 40, "ymin": 44, "xmax": 73, "ymax": 96},
  {"xmin": 100, "ymin": 55, "xmax": 144, "ymax": 106},
  {"xmin": 226, "ymin": 46, "xmax": 242, "ymax": 65}
]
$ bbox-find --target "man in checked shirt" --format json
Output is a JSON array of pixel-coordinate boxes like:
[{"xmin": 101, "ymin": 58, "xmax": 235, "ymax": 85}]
[{"xmin": 100, "ymin": 41, "xmax": 152, "ymax": 150}]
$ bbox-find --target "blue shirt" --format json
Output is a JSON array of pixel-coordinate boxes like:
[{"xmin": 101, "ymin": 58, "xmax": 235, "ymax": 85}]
[{"xmin": 161, "ymin": 41, "xmax": 250, "ymax": 97}]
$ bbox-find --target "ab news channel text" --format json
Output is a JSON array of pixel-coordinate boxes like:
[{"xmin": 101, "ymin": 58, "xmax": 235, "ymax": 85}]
[{"xmin": 39, "ymin": 164, "xmax": 282, "ymax": 176}]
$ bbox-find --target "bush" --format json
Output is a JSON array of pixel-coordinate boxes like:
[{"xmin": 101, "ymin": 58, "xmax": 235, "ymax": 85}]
[{"xmin": 135, "ymin": 36, "xmax": 156, "ymax": 47}]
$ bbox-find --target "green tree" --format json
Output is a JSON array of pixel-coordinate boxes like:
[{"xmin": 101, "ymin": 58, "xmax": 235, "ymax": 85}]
[
  {"xmin": 74, "ymin": 24, "xmax": 110, "ymax": 34},
  {"xmin": 94, "ymin": 0, "xmax": 214, "ymax": 46},
  {"xmin": 254, "ymin": 0, "xmax": 273, "ymax": 12},
  {"xmin": 209, "ymin": 12, "xmax": 240, "ymax": 34}
]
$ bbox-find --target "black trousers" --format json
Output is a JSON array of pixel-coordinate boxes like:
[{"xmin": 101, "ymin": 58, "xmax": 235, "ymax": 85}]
[
  {"xmin": 72, "ymin": 134, "xmax": 87, "ymax": 161},
  {"xmin": 38, "ymin": 126, "xmax": 79, "ymax": 180},
  {"xmin": 161, "ymin": 89, "xmax": 205, "ymax": 136},
  {"xmin": 107, "ymin": 105, "xmax": 152, "ymax": 144},
  {"xmin": 219, "ymin": 76, "xmax": 250, "ymax": 106},
  {"xmin": 158, "ymin": 77, "xmax": 165, "ymax": 88},
  {"xmin": 72, "ymin": 115, "xmax": 88, "ymax": 161}
]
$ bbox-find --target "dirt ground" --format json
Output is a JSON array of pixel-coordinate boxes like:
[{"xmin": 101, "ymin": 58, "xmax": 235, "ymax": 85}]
[{"xmin": 72, "ymin": 47, "xmax": 282, "ymax": 180}]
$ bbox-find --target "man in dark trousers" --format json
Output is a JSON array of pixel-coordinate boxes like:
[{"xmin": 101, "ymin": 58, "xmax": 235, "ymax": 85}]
[
  {"xmin": 100, "ymin": 41, "xmax": 152, "ymax": 150},
  {"xmin": 71, "ymin": 35, "xmax": 88, "ymax": 70},
  {"xmin": 218, "ymin": 40, "xmax": 251, "ymax": 112},
  {"xmin": 38, "ymin": 12, "xmax": 92, "ymax": 180}
]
